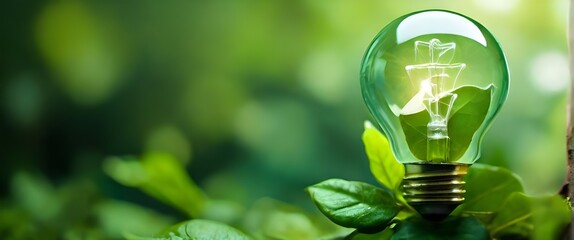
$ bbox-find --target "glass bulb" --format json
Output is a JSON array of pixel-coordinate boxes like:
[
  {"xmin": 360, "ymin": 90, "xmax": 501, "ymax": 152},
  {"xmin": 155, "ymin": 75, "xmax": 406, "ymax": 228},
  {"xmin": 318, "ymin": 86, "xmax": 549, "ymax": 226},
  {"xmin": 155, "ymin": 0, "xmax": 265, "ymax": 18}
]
[{"xmin": 360, "ymin": 10, "xmax": 509, "ymax": 220}]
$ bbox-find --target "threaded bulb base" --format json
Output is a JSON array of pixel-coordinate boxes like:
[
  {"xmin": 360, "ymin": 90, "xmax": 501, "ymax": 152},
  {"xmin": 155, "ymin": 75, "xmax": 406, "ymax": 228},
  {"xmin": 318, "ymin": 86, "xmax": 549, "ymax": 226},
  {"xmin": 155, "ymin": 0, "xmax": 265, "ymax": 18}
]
[{"xmin": 402, "ymin": 163, "xmax": 470, "ymax": 221}]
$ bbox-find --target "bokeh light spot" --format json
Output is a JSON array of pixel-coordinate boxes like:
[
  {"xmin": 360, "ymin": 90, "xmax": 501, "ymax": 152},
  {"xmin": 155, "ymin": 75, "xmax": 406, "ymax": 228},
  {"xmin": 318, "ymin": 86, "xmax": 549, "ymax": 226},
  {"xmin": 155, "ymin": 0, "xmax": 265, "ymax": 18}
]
[
  {"xmin": 530, "ymin": 51, "xmax": 569, "ymax": 93},
  {"xmin": 473, "ymin": 0, "xmax": 518, "ymax": 13},
  {"xmin": 145, "ymin": 126, "xmax": 192, "ymax": 164},
  {"xmin": 299, "ymin": 47, "xmax": 347, "ymax": 104},
  {"xmin": 35, "ymin": 0, "xmax": 129, "ymax": 105}
]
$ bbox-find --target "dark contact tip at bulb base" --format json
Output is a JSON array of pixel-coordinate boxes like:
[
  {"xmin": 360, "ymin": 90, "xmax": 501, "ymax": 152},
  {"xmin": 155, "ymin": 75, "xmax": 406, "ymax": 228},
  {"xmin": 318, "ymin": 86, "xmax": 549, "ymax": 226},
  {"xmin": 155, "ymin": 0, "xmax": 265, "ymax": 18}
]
[{"xmin": 402, "ymin": 163, "xmax": 470, "ymax": 222}]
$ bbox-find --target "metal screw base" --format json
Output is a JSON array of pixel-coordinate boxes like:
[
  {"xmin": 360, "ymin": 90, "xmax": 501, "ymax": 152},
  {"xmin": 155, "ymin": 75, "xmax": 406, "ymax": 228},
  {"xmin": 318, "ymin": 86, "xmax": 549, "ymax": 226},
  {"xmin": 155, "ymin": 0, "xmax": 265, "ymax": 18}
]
[{"xmin": 402, "ymin": 163, "xmax": 470, "ymax": 221}]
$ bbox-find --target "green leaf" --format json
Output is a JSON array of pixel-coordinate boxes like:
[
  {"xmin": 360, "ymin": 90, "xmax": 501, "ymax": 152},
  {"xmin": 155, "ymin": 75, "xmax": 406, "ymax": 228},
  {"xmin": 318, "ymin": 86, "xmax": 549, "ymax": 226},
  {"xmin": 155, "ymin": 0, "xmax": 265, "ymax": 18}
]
[
  {"xmin": 241, "ymin": 198, "xmax": 350, "ymax": 240},
  {"xmin": 458, "ymin": 164, "xmax": 524, "ymax": 213},
  {"xmin": 530, "ymin": 195, "xmax": 570, "ymax": 240},
  {"xmin": 488, "ymin": 192, "xmax": 570, "ymax": 240},
  {"xmin": 362, "ymin": 121, "xmax": 405, "ymax": 193},
  {"xmin": 307, "ymin": 179, "xmax": 399, "ymax": 229},
  {"xmin": 488, "ymin": 192, "xmax": 532, "ymax": 237},
  {"xmin": 447, "ymin": 86, "xmax": 492, "ymax": 161},
  {"xmin": 95, "ymin": 200, "xmax": 175, "ymax": 239},
  {"xmin": 399, "ymin": 86, "xmax": 492, "ymax": 162},
  {"xmin": 392, "ymin": 217, "xmax": 488, "ymax": 240},
  {"xmin": 11, "ymin": 172, "xmax": 61, "ymax": 222},
  {"xmin": 459, "ymin": 164, "xmax": 569, "ymax": 239},
  {"xmin": 345, "ymin": 227, "xmax": 393, "ymax": 240},
  {"xmin": 129, "ymin": 219, "xmax": 251, "ymax": 240},
  {"xmin": 103, "ymin": 152, "xmax": 207, "ymax": 217}
]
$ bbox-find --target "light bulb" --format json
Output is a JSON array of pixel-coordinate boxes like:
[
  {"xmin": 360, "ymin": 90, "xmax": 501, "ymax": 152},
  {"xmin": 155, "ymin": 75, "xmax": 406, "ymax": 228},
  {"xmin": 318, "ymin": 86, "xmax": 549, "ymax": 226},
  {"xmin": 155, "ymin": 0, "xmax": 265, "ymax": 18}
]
[{"xmin": 360, "ymin": 10, "xmax": 509, "ymax": 220}]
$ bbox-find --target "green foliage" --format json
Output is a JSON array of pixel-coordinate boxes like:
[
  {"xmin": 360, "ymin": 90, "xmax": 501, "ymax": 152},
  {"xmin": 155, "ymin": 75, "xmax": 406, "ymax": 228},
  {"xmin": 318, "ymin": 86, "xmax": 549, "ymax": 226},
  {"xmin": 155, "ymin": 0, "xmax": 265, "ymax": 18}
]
[
  {"xmin": 95, "ymin": 200, "xmax": 176, "ymax": 238},
  {"xmin": 345, "ymin": 228, "xmax": 393, "ymax": 240},
  {"xmin": 488, "ymin": 192, "xmax": 532, "ymax": 237},
  {"xmin": 103, "ymin": 152, "xmax": 207, "ymax": 217},
  {"xmin": 530, "ymin": 194, "xmax": 571, "ymax": 239},
  {"xmin": 362, "ymin": 121, "xmax": 405, "ymax": 194},
  {"xmin": 126, "ymin": 219, "xmax": 251, "ymax": 240},
  {"xmin": 101, "ymin": 125, "xmax": 570, "ymax": 240},
  {"xmin": 458, "ymin": 163, "xmax": 568, "ymax": 238},
  {"xmin": 240, "ymin": 198, "xmax": 348, "ymax": 240},
  {"xmin": 458, "ymin": 163, "xmax": 524, "ymax": 213},
  {"xmin": 105, "ymin": 152, "xmax": 346, "ymax": 240},
  {"xmin": 392, "ymin": 217, "xmax": 489, "ymax": 240},
  {"xmin": 0, "ymin": 172, "xmax": 175, "ymax": 239},
  {"xmin": 307, "ymin": 124, "xmax": 571, "ymax": 240},
  {"xmin": 399, "ymin": 86, "xmax": 491, "ymax": 162},
  {"xmin": 480, "ymin": 192, "xmax": 570, "ymax": 240},
  {"xmin": 157, "ymin": 220, "xmax": 251, "ymax": 240},
  {"xmin": 306, "ymin": 179, "xmax": 399, "ymax": 229}
]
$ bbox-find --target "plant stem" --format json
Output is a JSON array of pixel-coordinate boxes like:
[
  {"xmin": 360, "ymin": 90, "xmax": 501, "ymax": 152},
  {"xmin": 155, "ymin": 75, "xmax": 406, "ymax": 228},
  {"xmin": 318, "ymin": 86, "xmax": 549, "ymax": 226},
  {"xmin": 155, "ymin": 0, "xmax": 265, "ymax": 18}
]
[{"xmin": 567, "ymin": 1, "xmax": 574, "ymax": 239}]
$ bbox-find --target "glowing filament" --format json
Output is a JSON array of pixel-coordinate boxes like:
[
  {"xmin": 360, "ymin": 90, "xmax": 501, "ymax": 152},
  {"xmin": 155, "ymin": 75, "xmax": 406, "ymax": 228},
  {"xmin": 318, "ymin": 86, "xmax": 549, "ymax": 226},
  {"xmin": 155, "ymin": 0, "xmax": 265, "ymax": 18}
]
[{"xmin": 404, "ymin": 39, "xmax": 466, "ymax": 161}]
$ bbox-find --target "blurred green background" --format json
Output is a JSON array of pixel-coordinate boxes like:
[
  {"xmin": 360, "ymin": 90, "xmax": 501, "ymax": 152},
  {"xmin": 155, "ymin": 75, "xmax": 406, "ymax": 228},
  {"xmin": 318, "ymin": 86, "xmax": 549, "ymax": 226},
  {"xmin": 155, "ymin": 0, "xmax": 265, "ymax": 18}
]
[{"xmin": 0, "ymin": 0, "xmax": 570, "ymax": 238}]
